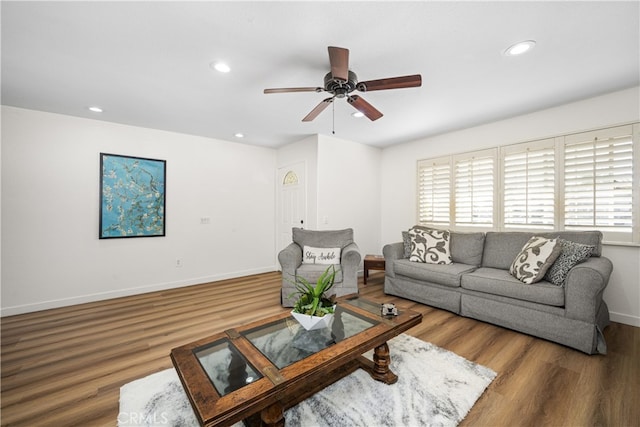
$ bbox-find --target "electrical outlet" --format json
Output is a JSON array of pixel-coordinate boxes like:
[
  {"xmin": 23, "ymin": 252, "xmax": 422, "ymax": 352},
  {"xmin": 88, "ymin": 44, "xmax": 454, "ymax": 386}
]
[
  {"xmin": 176, "ymin": 258, "xmax": 183, "ymax": 268},
  {"xmin": 200, "ymin": 217, "xmax": 211, "ymax": 225}
]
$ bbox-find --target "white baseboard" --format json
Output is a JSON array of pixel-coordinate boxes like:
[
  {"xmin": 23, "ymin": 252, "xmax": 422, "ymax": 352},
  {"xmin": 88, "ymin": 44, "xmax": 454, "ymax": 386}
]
[
  {"xmin": 0, "ymin": 266, "xmax": 276, "ymax": 317},
  {"xmin": 609, "ymin": 311, "xmax": 640, "ymax": 327}
]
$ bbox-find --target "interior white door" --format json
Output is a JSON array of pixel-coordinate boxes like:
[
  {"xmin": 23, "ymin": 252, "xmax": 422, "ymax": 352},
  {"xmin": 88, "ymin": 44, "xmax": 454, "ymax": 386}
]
[{"xmin": 276, "ymin": 162, "xmax": 306, "ymax": 268}]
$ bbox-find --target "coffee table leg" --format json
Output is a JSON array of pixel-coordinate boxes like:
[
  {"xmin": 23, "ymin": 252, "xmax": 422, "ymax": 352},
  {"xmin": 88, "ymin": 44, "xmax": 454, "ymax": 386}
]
[
  {"xmin": 261, "ymin": 401, "xmax": 284, "ymax": 427},
  {"xmin": 371, "ymin": 342, "xmax": 398, "ymax": 384}
]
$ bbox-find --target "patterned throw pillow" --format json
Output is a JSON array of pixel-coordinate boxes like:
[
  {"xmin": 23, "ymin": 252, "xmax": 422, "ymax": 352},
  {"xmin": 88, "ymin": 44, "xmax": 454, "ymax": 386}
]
[
  {"xmin": 408, "ymin": 227, "xmax": 452, "ymax": 265},
  {"xmin": 401, "ymin": 231, "xmax": 411, "ymax": 258},
  {"xmin": 509, "ymin": 236, "xmax": 562, "ymax": 284},
  {"xmin": 544, "ymin": 239, "xmax": 595, "ymax": 286}
]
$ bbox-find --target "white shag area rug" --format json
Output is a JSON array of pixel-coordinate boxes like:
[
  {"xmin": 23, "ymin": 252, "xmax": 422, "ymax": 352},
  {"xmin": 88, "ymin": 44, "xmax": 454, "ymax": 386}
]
[{"xmin": 119, "ymin": 334, "xmax": 496, "ymax": 427}]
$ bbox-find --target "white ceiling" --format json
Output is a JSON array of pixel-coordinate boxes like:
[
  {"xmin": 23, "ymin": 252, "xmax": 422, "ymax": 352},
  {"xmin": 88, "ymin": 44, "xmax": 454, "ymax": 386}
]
[{"xmin": 2, "ymin": 1, "xmax": 639, "ymax": 148}]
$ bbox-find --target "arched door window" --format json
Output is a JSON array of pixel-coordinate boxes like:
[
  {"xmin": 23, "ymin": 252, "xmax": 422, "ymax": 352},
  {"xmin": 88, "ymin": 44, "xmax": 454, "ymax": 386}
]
[{"xmin": 283, "ymin": 170, "xmax": 299, "ymax": 186}]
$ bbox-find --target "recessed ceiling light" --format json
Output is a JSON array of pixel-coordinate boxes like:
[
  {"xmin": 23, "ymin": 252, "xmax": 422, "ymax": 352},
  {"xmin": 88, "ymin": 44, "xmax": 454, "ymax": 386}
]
[
  {"xmin": 211, "ymin": 62, "xmax": 231, "ymax": 73},
  {"xmin": 234, "ymin": 132, "xmax": 244, "ymax": 138},
  {"xmin": 88, "ymin": 106, "xmax": 103, "ymax": 113},
  {"xmin": 504, "ymin": 40, "xmax": 536, "ymax": 56},
  {"xmin": 351, "ymin": 111, "xmax": 365, "ymax": 118}
]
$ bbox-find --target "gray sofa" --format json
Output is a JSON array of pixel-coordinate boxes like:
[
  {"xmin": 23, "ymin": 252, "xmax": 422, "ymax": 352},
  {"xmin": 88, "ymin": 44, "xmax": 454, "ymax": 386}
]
[
  {"xmin": 279, "ymin": 228, "xmax": 361, "ymax": 307},
  {"xmin": 383, "ymin": 230, "xmax": 612, "ymax": 354}
]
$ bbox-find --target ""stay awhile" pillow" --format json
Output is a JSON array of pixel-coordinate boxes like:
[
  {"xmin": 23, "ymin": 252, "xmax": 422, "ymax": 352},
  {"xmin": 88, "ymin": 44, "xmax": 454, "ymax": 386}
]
[{"xmin": 302, "ymin": 246, "xmax": 341, "ymax": 265}]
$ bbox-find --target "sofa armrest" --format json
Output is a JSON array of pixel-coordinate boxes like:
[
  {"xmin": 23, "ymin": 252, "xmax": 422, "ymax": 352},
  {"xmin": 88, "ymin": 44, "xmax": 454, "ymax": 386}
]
[
  {"xmin": 339, "ymin": 242, "xmax": 361, "ymax": 289},
  {"xmin": 564, "ymin": 256, "xmax": 613, "ymax": 322},
  {"xmin": 383, "ymin": 242, "xmax": 405, "ymax": 278},
  {"xmin": 342, "ymin": 242, "xmax": 362, "ymax": 267},
  {"xmin": 278, "ymin": 243, "xmax": 302, "ymax": 277}
]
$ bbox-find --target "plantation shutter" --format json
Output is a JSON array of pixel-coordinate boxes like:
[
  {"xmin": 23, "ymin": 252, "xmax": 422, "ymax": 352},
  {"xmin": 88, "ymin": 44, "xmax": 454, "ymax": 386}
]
[
  {"xmin": 453, "ymin": 149, "xmax": 496, "ymax": 226},
  {"xmin": 503, "ymin": 139, "xmax": 555, "ymax": 229},
  {"xmin": 417, "ymin": 157, "xmax": 450, "ymax": 226},
  {"xmin": 564, "ymin": 125, "xmax": 634, "ymax": 236}
]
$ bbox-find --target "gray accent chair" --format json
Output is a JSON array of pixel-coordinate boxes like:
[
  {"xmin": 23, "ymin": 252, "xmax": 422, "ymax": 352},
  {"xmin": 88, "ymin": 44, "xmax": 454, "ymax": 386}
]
[{"xmin": 279, "ymin": 228, "xmax": 361, "ymax": 307}]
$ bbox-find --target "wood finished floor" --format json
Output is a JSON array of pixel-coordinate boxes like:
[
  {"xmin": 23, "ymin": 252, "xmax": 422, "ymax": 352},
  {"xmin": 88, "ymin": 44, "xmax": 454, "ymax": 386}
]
[{"xmin": 1, "ymin": 271, "xmax": 638, "ymax": 427}]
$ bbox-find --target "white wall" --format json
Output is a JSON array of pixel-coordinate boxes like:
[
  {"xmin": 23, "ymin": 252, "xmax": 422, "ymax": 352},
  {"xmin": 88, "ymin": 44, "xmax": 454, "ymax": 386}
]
[
  {"xmin": 276, "ymin": 134, "xmax": 383, "ymax": 262},
  {"xmin": 316, "ymin": 134, "xmax": 382, "ymax": 258},
  {"xmin": 1, "ymin": 106, "xmax": 276, "ymax": 316},
  {"xmin": 380, "ymin": 86, "xmax": 640, "ymax": 326}
]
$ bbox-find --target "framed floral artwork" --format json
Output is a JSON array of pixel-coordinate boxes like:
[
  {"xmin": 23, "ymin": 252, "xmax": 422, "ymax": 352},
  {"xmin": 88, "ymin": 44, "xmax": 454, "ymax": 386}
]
[{"xmin": 99, "ymin": 153, "xmax": 166, "ymax": 239}]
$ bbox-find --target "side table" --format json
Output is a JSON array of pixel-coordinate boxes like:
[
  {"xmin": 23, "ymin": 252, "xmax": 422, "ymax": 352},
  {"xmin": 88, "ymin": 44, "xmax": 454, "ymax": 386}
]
[{"xmin": 364, "ymin": 254, "xmax": 386, "ymax": 284}]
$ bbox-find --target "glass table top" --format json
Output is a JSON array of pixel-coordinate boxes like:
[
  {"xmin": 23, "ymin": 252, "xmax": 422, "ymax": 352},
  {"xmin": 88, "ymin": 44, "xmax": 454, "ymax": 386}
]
[
  {"xmin": 194, "ymin": 338, "xmax": 263, "ymax": 397},
  {"xmin": 244, "ymin": 304, "xmax": 379, "ymax": 369},
  {"xmin": 193, "ymin": 301, "xmax": 380, "ymax": 396},
  {"xmin": 342, "ymin": 295, "xmax": 403, "ymax": 316}
]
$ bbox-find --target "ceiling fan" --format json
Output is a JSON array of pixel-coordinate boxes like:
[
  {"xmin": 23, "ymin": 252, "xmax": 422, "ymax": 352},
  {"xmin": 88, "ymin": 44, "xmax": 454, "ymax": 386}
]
[{"xmin": 264, "ymin": 46, "xmax": 422, "ymax": 122}]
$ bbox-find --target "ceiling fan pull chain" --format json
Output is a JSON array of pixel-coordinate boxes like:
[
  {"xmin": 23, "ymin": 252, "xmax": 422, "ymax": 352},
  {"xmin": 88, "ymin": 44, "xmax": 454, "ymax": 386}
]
[{"xmin": 332, "ymin": 100, "xmax": 336, "ymax": 134}]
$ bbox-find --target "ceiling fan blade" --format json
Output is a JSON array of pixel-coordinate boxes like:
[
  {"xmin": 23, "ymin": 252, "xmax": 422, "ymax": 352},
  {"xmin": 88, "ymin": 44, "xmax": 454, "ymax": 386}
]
[
  {"xmin": 357, "ymin": 74, "xmax": 422, "ymax": 92},
  {"xmin": 302, "ymin": 97, "xmax": 334, "ymax": 122},
  {"xmin": 264, "ymin": 87, "xmax": 323, "ymax": 94},
  {"xmin": 328, "ymin": 46, "xmax": 349, "ymax": 83},
  {"xmin": 347, "ymin": 95, "xmax": 383, "ymax": 121}
]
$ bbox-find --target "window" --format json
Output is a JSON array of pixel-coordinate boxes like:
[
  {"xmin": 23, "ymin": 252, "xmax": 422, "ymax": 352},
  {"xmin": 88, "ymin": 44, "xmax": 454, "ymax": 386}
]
[
  {"xmin": 416, "ymin": 123, "xmax": 638, "ymax": 244},
  {"xmin": 282, "ymin": 170, "xmax": 299, "ymax": 185},
  {"xmin": 417, "ymin": 157, "xmax": 450, "ymax": 226},
  {"xmin": 564, "ymin": 125, "xmax": 635, "ymax": 241},
  {"xmin": 417, "ymin": 150, "xmax": 496, "ymax": 228},
  {"xmin": 502, "ymin": 139, "xmax": 555, "ymax": 229},
  {"xmin": 453, "ymin": 150, "xmax": 496, "ymax": 227}
]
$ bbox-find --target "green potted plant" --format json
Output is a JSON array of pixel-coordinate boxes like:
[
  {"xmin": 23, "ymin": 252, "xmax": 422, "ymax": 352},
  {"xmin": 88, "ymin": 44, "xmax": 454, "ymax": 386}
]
[{"xmin": 289, "ymin": 265, "xmax": 337, "ymax": 330}]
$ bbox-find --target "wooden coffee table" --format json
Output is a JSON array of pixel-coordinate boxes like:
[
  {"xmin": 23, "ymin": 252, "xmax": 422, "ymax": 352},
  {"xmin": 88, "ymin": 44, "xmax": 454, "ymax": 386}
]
[{"xmin": 170, "ymin": 295, "xmax": 422, "ymax": 427}]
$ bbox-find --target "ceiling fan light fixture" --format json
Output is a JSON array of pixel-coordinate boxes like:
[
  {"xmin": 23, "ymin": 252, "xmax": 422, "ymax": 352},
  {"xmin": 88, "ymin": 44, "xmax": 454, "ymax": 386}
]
[
  {"xmin": 263, "ymin": 46, "xmax": 421, "ymax": 122},
  {"xmin": 88, "ymin": 106, "xmax": 103, "ymax": 113},
  {"xmin": 234, "ymin": 132, "xmax": 244, "ymax": 138},
  {"xmin": 504, "ymin": 40, "xmax": 536, "ymax": 56},
  {"xmin": 211, "ymin": 61, "xmax": 231, "ymax": 73},
  {"xmin": 351, "ymin": 111, "xmax": 364, "ymax": 118}
]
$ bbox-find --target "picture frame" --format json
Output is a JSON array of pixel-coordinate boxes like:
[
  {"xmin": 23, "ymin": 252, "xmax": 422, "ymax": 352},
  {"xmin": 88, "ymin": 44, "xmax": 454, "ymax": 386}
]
[{"xmin": 99, "ymin": 153, "xmax": 166, "ymax": 239}]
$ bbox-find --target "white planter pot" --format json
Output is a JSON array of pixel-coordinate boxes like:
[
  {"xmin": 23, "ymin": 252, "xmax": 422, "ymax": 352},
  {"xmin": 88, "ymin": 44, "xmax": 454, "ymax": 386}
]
[{"xmin": 291, "ymin": 310, "xmax": 335, "ymax": 331}]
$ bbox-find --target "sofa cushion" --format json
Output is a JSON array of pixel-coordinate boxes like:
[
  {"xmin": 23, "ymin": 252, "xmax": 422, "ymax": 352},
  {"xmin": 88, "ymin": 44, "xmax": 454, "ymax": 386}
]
[
  {"xmin": 292, "ymin": 227, "xmax": 354, "ymax": 249},
  {"xmin": 408, "ymin": 227, "xmax": 452, "ymax": 264},
  {"xmin": 462, "ymin": 268, "xmax": 565, "ymax": 306},
  {"xmin": 482, "ymin": 232, "xmax": 536, "ymax": 269},
  {"xmin": 510, "ymin": 236, "xmax": 562, "ymax": 284},
  {"xmin": 482, "ymin": 231, "xmax": 603, "ymax": 270},
  {"xmin": 403, "ymin": 228, "xmax": 485, "ymax": 266},
  {"xmin": 394, "ymin": 259, "xmax": 476, "ymax": 288},
  {"xmin": 450, "ymin": 231, "xmax": 485, "ymax": 266},
  {"xmin": 544, "ymin": 239, "xmax": 595, "ymax": 285},
  {"xmin": 537, "ymin": 231, "xmax": 602, "ymax": 257}
]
